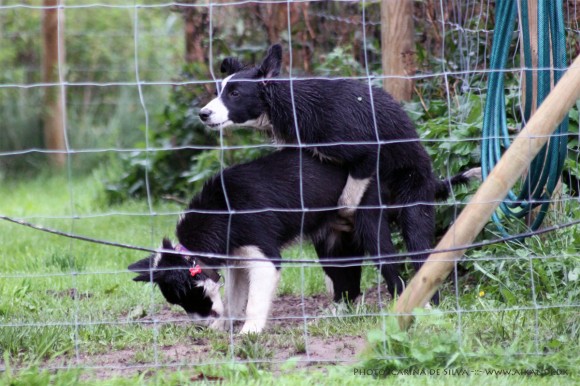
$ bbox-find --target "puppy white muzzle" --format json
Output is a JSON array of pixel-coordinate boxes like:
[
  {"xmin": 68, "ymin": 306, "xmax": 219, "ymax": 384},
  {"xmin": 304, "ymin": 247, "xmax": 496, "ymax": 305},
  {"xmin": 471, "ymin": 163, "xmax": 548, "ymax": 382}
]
[{"xmin": 198, "ymin": 98, "xmax": 232, "ymax": 130}]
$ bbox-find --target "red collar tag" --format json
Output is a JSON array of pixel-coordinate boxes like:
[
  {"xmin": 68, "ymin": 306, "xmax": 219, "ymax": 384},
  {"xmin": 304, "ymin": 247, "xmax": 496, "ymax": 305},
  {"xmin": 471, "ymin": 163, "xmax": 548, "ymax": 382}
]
[{"xmin": 189, "ymin": 265, "xmax": 202, "ymax": 277}]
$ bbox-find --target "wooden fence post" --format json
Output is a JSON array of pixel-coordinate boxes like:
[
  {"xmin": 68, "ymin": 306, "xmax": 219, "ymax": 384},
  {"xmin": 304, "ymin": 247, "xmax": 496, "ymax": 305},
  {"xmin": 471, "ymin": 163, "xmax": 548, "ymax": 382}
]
[
  {"xmin": 42, "ymin": 0, "xmax": 66, "ymax": 167},
  {"xmin": 519, "ymin": 0, "xmax": 565, "ymax": 225},
  {"xmin": 395, "ymin": 53, "xmax": 580, "ymax": 330},
  {"xmin": 520, "ymin": 0, "xmax": 539, "ymax": 113},
  {"xmin": 381, "ymin": 0, "xmax": 415, "ymax": 101}
]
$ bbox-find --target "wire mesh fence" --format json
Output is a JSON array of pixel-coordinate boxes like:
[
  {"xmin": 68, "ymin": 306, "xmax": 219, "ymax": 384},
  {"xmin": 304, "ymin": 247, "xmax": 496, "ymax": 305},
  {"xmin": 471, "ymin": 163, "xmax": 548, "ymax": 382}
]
[{"xmin": 0, "ymin": 0, "xmax": 579, "ymax": 381}]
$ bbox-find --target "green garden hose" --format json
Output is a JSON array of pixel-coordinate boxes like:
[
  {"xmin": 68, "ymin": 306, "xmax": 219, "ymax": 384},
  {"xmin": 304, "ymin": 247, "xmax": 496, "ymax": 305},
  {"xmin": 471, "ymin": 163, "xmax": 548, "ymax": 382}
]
[{"xmin": 481, "ymin": 0, "xmax": 569, "ymax": 233}]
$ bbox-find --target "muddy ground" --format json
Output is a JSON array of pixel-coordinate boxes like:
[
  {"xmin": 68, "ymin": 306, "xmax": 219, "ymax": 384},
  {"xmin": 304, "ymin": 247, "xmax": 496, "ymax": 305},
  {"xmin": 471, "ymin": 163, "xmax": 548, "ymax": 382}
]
[{"xmin": 38, "ymin": 285, "xmax": 391, "ymax": 379}]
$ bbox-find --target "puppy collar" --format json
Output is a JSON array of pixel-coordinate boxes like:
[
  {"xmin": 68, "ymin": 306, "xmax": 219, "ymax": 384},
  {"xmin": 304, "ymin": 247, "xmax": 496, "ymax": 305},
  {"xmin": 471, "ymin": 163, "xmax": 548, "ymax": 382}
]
[{"xmin": 175, "ymin": 244, "xmax": 221, "ymax": 283}]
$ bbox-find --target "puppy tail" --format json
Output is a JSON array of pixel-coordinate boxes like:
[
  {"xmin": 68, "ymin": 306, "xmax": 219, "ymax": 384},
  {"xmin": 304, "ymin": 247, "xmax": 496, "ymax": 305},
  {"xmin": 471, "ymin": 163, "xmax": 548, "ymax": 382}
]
[{"xmin": 435, "ymin": 167, "xmax": 481, "ymax": 200}]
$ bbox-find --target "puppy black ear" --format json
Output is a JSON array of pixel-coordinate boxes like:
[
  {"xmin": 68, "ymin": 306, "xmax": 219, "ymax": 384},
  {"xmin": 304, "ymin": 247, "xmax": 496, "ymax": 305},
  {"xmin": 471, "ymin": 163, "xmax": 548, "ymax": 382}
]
[
  {"xmin": 162, "ymin": 237, "xmax": 173, "ymax": 251},
  {"xmin": 258, "ymin": 44, "xmax": 282, "ymax": 79},
  {"xmin": 129, "ymin": 238, "xmax": 177, "ymax": 283},
  {"xmin": 128, "ymin": 257, "xmax": 153, "ymax": 273},
  {"xmin": 220, "ymin": 57, "xmax": 243, "ymax": 75},
  {"xmin": 132, "ymin": 274, "xmax": 153, "ymax": 282},
  {"xmin": 128, "ymin": 256, "xmax": 157, "ymax": 282},
  {"xmin": 159, "ymin": 243, "xmax": 185, "ymax": 268}
]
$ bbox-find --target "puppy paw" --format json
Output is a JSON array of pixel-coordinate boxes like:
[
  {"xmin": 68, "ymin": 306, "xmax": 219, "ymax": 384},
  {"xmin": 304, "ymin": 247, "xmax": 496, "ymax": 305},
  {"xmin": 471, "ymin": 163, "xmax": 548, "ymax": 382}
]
[
  {"xmin": 209, "ymin": 318, "xmax": 228, "ymax": 331},
  {"xmin": 239, "ymin": 321, "xmax": 263, "ymax": 334},
  {"xmin": 326, "ymin": 301, "xmax": 349, "ymax": 316}
]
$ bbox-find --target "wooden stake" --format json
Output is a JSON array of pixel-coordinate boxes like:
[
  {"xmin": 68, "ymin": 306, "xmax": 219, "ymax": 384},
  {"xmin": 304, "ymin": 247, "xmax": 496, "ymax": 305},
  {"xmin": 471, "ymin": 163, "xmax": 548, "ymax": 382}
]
[
  {"xmin": 519, "ymin": 0, "xmax": 538, "ymax": 113},
  {"xmin": 42, "ymin": 0, "xmax": 66, "ymax": 167},
  {"xmin": 381, "ymin": 0, "xmax": 415, "ymax": 101},
  {"xmin": 396, "ymin": 53, "xmax": 580, "ymax": 330}
]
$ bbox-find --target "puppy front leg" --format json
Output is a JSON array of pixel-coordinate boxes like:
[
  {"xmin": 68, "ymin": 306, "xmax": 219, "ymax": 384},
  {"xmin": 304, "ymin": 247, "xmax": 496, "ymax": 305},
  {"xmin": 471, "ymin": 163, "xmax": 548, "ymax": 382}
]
[
  {"xmin": 208, "ymin": 272, "xmax": 229, "ymax": 331},
  {"xmin": 240, "ymin": 260, "xmax": 280, "ymax": 334},
  {"xmin": 209, "ymin": 267, "xmax": 244, "ymax": 332},
  {"xmin": 226, "ymin": 266, "xmax": 249, "ymax": 319}
]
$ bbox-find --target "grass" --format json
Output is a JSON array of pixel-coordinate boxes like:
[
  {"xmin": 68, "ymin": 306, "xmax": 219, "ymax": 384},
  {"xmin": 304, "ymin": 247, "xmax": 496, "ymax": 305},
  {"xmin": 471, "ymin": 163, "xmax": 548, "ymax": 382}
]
[{"xmin": 0, "ymin": 168, "xmax": 578, "ymax": 385}]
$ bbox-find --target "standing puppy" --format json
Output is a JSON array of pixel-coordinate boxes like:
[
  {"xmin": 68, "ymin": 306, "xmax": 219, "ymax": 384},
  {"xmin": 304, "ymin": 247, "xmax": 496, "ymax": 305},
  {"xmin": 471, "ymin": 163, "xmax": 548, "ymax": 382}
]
[
  {"xmin": 129, "ymin": 149, "xmax": 392, "ymax": 334},
  {"xmin": 129, "ymin": 149, "xmax": 476, "ymax": 333},
  {"xmin": 129, "ymin": 149, "xmax": 475, "ymax": 333},
  {"xmin": 199, "ymin": 44, "xmax": 443, "ymax": 302}
]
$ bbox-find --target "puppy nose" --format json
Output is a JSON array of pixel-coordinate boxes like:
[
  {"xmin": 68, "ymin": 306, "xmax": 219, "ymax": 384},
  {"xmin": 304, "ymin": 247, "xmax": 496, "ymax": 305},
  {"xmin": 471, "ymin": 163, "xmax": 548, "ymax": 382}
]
[{"xmin": 199, "ymin": 109, "xmax": 211, "ymax": 122}]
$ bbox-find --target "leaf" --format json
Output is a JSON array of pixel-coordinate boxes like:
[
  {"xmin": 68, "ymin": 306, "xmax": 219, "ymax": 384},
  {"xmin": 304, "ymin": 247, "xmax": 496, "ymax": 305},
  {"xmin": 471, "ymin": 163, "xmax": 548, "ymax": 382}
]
[
  {"xmin": 280, "ymin": 356, "xmax": 300, "ymax": 372},
  {"xmin": 500, "ymin": 287, "xmax": 517, "ymax": 305},
  {"xmin": 568, "ymin": 267, "xmax": 580, "ymax": 282},
  {"xmin": 389, "ymin": 331, "xmax": 408, "ymax": 343},
  {"xmin": 127, "ymin": 305, "xmax": 146, "ymax": 320},
  {"xmin": 445, "ymin": 351, "xmax": 460, "ymax": 367},
  {"xmin": 570, "ymin": 104, "xmax": 579, "ymax": 123},
  {"xmin": 367, "ymin": 329, "xmax": 387, "ymax": 344},
  {"xmin": 104, "ymin": 284, "xmax": 119, "ymax": 295},
  {"xmin": 546, "ymin": 339, "xmax": 563, "ymax": 350},
  {"xmin": 410, "ymin": 346, "xmax": 434, "ymax": 363},
  {"xmin": 473, "ymin": 262, "xmax": 502, "ymax": 284}
]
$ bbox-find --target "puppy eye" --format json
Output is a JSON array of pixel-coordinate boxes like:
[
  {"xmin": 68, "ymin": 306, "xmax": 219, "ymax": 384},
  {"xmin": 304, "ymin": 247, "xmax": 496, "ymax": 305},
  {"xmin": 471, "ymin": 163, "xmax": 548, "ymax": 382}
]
[{"xmin": 229, "ymin": 90, "xmax": 240, "ymax": 98}]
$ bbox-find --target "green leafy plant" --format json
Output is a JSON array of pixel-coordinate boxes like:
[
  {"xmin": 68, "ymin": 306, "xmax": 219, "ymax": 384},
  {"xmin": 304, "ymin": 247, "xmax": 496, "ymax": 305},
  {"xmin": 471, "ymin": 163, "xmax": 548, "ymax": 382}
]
[{"xmin": 362, "ymin": 312, "xmax": 463, "ymax": 373}]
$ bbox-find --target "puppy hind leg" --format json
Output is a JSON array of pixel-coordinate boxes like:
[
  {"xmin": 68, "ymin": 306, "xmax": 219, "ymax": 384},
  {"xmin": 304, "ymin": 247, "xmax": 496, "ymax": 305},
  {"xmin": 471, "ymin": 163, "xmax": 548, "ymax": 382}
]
[
  {"xmin": 399, "ymin": 204, "xmax": 440, "ymax": 305},
  {"xmin": 323, "ymin": 265, "xmax": 362, "ymax": 304},
  {"xmin": 324, "ymin": 274, "xmax": 335, "ymax": 298},
  {"xmin": 379, "ymin": 262, "xmax": 404, "ymax": 300},
  {"xmin": 313, "ymin": 233, "xmax": 362, "ymax": 304},
  {"xmin": 373, "ymin": 226, "xmax": 403, "ymax": 301},
  {"xmin": 338, "ymin": 175, "xmax": 372, "ymax": 218},
  {"xmin": 354, "ymin": 200, "xmax": 402, "ymax": 303}
]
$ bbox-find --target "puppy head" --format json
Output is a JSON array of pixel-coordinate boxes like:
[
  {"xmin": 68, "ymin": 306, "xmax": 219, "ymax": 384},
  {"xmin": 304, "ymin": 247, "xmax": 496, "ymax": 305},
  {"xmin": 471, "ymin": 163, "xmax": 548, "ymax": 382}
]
[
  {"xmin": 128, "ymin": 238, "xmax": 223, "ymax": 325},
  {"xmin": 198, "ymin": 44, "xmax": 283, "ymax": 131}
]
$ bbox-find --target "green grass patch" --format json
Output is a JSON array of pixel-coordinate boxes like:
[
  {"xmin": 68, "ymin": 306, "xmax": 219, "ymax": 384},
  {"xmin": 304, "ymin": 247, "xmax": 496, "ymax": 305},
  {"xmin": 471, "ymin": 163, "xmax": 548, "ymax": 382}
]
[{"xmin": 0, "ymin": 169, "xmax": 578, "ymax": 384}]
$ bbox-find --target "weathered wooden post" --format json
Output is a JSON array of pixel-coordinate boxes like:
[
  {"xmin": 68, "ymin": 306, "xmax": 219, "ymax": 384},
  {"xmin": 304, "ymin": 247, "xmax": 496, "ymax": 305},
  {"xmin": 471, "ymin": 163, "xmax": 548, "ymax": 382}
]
[
  {"xmin": 518, "ymin": 0, "xmax": 564, "ymax": 225},
  {"xmin": 395, "ymin": 53, "xmax": 580, "ymax": 330},
  {"xmin": 42, "ymin": 0, "xmax": 66, "ymax": 167},
  {"xmin": 381, "ymin": 0, "xmax": 415, "ymax": 101},
  {"xmin": 520, "ymin": 0, "xmax": 538, "ymax": 112}
]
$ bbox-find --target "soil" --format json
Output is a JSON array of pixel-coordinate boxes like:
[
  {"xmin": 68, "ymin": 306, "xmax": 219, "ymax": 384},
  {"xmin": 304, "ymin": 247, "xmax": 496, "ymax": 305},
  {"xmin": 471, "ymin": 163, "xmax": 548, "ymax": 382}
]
[{"xmin": 35, "ymin": 285, "xmax": 392, "ymax": 379}]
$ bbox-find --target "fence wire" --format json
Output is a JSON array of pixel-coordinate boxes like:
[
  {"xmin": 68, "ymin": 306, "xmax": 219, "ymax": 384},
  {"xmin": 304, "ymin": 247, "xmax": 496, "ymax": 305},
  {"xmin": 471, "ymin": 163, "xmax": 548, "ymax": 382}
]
[{"xmin": 0, "ymin": 0, "xmax": 579, "ymax": 379}]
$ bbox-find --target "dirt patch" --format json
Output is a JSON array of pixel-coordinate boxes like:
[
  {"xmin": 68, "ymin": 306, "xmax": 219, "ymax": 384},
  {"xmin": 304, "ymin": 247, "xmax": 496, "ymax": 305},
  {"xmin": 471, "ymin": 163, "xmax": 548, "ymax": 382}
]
[
  {"xmin": 125, "ymin": 283, "xmax": 391, "ymax": 329},
  {"xmin": 38, "ymin": 285, "xmax": 391, "ymax": 379},
  {"xmin": 305, "ymin": 335, "xmax": 368, "ymax": 362}
]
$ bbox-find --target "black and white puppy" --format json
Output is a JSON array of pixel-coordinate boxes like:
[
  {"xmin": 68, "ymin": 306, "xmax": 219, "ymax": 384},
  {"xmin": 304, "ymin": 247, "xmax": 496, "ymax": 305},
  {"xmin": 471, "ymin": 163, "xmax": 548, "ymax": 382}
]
[
  {"xmin": 129, "ymin": 149, "xmax": 474, "ymax": 333},
  {"xmin": 198, "ymin": 44, "xmax": 450, "ymax": 303}
]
